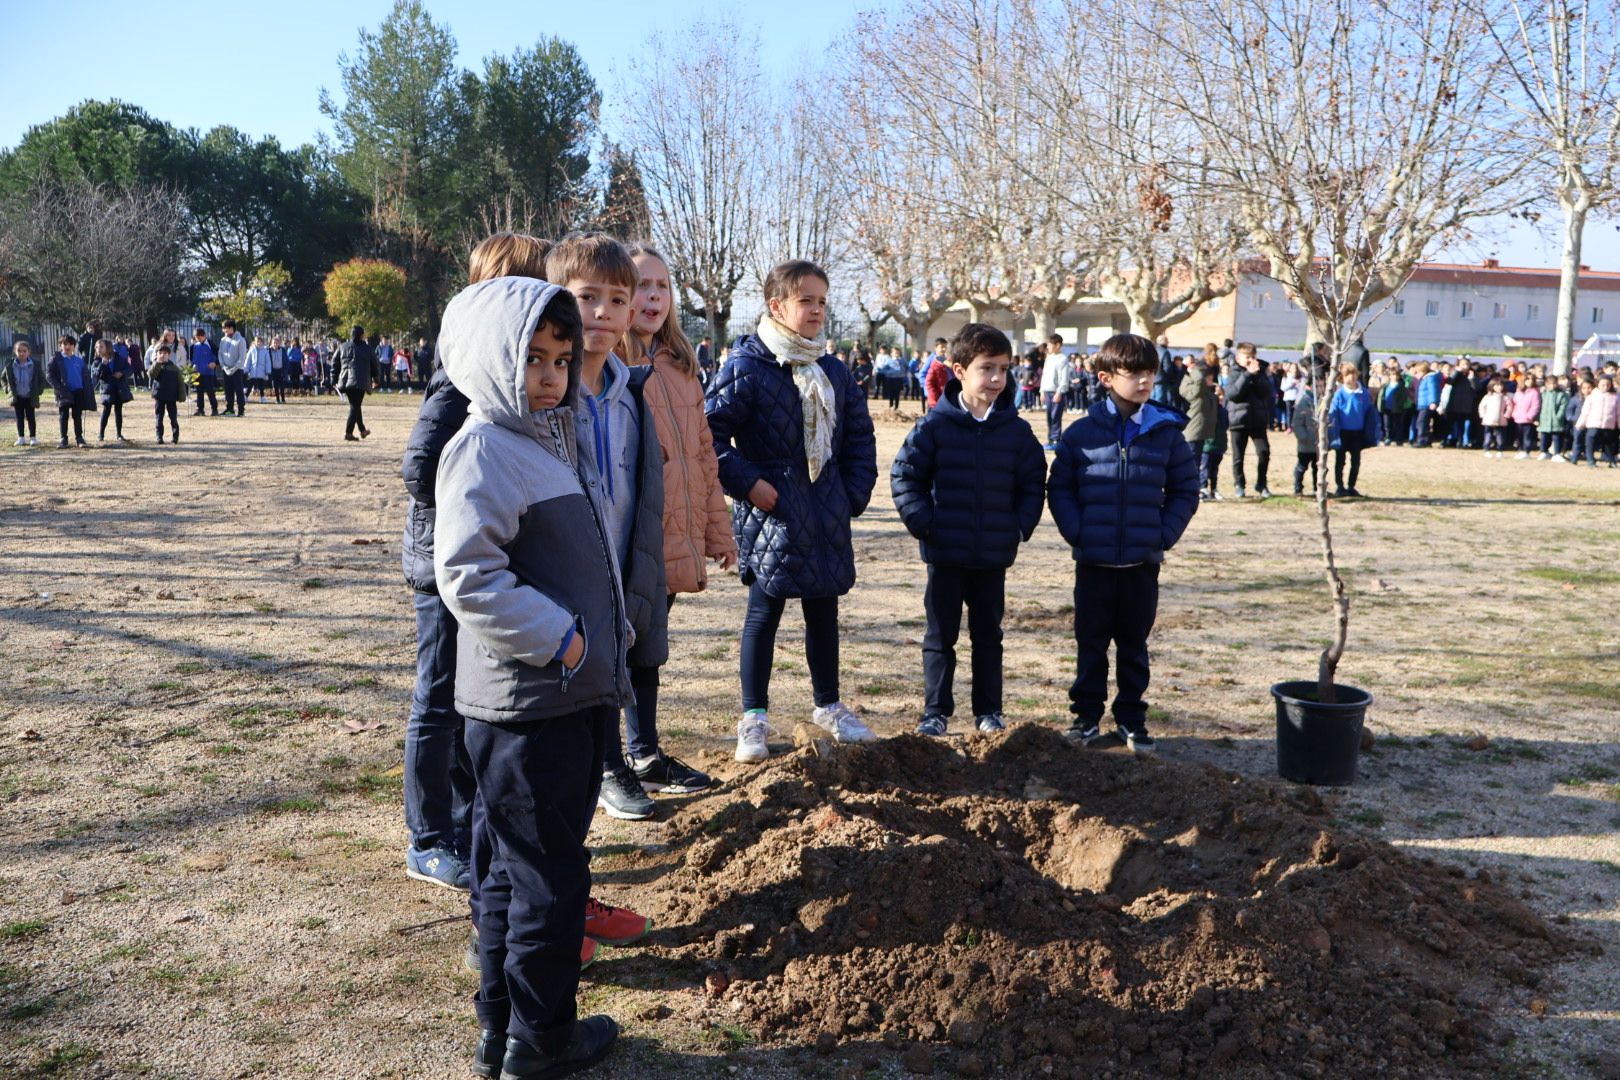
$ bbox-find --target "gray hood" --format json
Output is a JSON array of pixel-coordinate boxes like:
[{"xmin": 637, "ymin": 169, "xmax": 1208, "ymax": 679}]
[{"xmin": 439, "ymin": 276, "xmax": 581, "ymax": 445}]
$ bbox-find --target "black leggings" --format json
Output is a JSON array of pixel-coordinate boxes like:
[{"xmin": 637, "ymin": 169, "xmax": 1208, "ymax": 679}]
[
  {"xmin": 12, "ymin": 400, "xmax": 35, "ymax": 438},
  {"xmin": 99, "ymin": 400, "xmax": 124, "ymax": 438},
  {"xmin": 344, "ymin": 388, "xmax": 367, "ymax": 437},
  {"xmin": 740, "ymin": 582, "xmax": 840, "ymax": 711}
]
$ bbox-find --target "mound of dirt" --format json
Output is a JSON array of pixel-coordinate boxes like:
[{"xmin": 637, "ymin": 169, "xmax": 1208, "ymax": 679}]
[{"xmin": 649, "ymin": 725, "xmax": 1579, "ymax": 1078}]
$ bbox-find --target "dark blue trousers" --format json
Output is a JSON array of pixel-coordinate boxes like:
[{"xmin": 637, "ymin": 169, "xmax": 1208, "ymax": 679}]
[
  {"xmin": 405, "ymin": 591, "xmax": 474, "ymax": 855},
  {"xmin": 1070, "ymin": 563, "xmax": 1160, "ymax": 733},
  {"xmin": 466, "ymin": 706, "xmax": 607, "ymax": 1052},
  {"xmin": 922, "ymin": 564, "xmax": 1006, "ymax": 717}
]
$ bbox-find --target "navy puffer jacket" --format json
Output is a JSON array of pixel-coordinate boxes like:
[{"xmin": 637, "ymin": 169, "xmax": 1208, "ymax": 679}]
[
  {"xmin": 890, "ymin": 381, "xmax": 1046, "ymax": 568},
  {"xmin": 705, "ymin": 335, "xmax": 877, "ymax": 598},
  {"xmin": 400, "ymin": 368, "xmax": 472, "ymax": 594},
  {"xmin": 1048, "ymin": 400, "xmax": 1201, "ymax": 566}
]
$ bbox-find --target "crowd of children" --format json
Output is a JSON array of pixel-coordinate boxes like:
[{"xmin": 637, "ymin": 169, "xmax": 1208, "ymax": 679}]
[
  {"xmin": 390, "ymin": 223, "xmax": 1208, "ymax": 1076},
  {"xmin": 0, "ymin": 324, "xmax": 441, "ymax": 450}
]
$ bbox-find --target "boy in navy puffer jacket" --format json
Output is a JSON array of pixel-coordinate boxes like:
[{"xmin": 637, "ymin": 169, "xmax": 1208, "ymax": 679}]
[
  {"xmin": 891, "ymin": 323, "xmax": 1046, "ymax": 736},
  {"xmin": 1048, "ymin": 334, "xmax": 1200, "ymax": 754}
]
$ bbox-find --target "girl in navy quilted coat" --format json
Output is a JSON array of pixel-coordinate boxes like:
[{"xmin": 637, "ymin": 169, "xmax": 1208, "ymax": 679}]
[{"xmin": 705, "ymin": 260, "xmax": 879, "ymax": 763}]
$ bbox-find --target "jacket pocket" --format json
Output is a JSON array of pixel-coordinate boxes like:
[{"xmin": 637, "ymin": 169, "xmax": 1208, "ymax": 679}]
[{"xmin": 560, "ymin": 616, "xmax": 588, "ymax": 691}]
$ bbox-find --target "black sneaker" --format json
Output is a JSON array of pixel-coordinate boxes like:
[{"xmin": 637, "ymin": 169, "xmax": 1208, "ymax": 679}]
[
  {"xmin": 632, "ymin": 751, "xmax": 713, "ymax": 794},
  {"xmin": 598, "ymin": 762, "xmax": 656, "ymax": 820},
  {"xmin": 1066, "ymin": 724, "xmax": 1124, "ymax": 749},
  {"xmin": 499, "ymin": 1018, "xmax": 619, "ymax": 1080},
  {"xmin": 1123, "ymin": 729, "xmax": 1157, "ymax": 755},
  {"xmin": 916, "ymin": 713, "xmax": 949, "ymax": 737}
]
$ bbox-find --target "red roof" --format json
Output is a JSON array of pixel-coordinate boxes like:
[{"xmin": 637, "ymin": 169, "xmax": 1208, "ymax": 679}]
[{"xmin": 1407, "ymin": 262, "xmax": 1620, "ymax": 292}]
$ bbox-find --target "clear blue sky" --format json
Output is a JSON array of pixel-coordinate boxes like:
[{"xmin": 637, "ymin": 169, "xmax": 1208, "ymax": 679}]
[{"xmin": 6, "ymin": 0, "xmax": 1619, "ymax": 271}]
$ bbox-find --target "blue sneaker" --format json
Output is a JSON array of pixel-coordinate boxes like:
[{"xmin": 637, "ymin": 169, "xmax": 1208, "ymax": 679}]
[
  {"xmin": 975, "ymin": 712, "xmax": 1006, "ymax": 732},
  {"xmin": 405, "ymin": 845, "xmax": 470, "ymax": 892},
  {"xmin": 916, "ymin": 714, "xmax": 949, "ymax": 737}
]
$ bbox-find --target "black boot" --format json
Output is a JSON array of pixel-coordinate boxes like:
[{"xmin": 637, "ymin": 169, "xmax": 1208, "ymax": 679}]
[
  {"xmin": 470, "ymin": 1029, "xmax": 504, "ymax": 1080},
  {"xmin": 499, "ymin": 1018, "xmax": 618, "ymax": 1080}
]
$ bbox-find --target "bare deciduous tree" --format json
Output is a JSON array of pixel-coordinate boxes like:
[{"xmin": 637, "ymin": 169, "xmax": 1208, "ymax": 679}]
[
  {"xmin": 1036, "ymin": 1, "xmax": 1246, "ymax": 339},
  {"xmin": 858, "ymin": 0, "xmax": 1095, "ymax": 342},
  {"xmin": 0, "ymin": 179, "xmax": 193, "ymax": 330},
  {"xmin": 756, "ymin": 73, "xmax": 843, "ymax": 287},
  {"xmin": 1159, "ymin": 0, "xmax": 1528, "ymax": 346},
  {"xmin": 1474, "ymin": 0, "xmax": 1620, "ymax": 373},
  {"xmin": 617, "ymin": 17, "xmax": 763, "ymax": 348},
  {"xmin": 1156, "ymin": 0, "xmax": 1528, "ymax": 697},
  {"xmin": 837, "ymin": 55, "xmax": 969, "ymax": 350}
]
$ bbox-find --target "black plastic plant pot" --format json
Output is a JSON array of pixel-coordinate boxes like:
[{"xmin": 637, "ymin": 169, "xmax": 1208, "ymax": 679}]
[{"xmin": 1272, "ymin": 680, "xmax": 1373, "ymax": 786}]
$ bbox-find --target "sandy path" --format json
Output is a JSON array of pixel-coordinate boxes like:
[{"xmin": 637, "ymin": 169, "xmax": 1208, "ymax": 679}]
[{"xmin": 0, "ymin": 393, "xmax": 1616, "ymax": 1078}]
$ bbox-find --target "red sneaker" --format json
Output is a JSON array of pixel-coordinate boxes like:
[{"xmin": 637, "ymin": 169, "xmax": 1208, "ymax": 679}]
[
  {"xmin": 581, "ymin": 935, "xmax": 599, "ymax": 969},
  {"xmin": 585, "ymin": 897, "xmax": 650, "ymax": 946}
]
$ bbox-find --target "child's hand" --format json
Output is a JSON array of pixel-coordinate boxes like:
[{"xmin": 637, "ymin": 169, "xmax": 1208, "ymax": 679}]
[
  {"xmin": 562, "ymin": 632, "xmax": 585, "ymax": 669},
  {"xmin": 748, "ymin": 480, "xmax": 778, "ymax": 511},
  {"xmin": 715, "ymin": 552, "xmax": 736, "ymax": 571}
]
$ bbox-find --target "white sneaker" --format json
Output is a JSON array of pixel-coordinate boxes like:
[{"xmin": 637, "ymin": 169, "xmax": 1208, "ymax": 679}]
[
  {"xmin": 1514, "ymin": 451, "xmax": 1528, "ymax": 460},
  {"xmin": 813, "ymin": 701, "xmax": 877, "ymax": 743},
  {"xmin": 1537, "ymin": 452, "xmax": 1550, "ymax": 460},
  {"xmin": 27, "ymin": 437, "xmax": 36, "ymax": 445},
  {"xmin": 735, "ymin": 712, "xmax": 772, "ymax": 763},
  {"xmin": 12, "ymin": 437, "xmax": 22, "ymax": 446}
]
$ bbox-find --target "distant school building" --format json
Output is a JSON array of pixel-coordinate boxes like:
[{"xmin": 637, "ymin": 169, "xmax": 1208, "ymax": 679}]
[{"xmin": 925, "ymin": 259, "xmax": 1620, "ymax": 356}]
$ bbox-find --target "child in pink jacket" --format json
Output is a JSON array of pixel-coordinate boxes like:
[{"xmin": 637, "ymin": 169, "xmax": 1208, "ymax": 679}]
[
  {"xmin": 1575, "ymin": 375, "xmax": 1619, "ymax": 468},
  {"xmin": 1510, "ymin": 376, "xmax": 1541, "ymax": 459},
  {"xmin": 1477, "ymin": 378, "xmax": 1514, "ymax": 458}
]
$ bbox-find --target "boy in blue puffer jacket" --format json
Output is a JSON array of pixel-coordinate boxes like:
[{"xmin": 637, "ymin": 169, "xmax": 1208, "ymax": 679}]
[
  {"xmin": 891, "ymin": 323, "xmax": 1046, "ymax": 736},
  {"xmin": 1048, "ymin": 334, "xmax": 1200, "ymax": 754}
]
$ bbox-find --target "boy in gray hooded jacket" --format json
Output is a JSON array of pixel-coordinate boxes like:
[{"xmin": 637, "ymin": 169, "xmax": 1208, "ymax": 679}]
[{"xmin": 433, "ymin": 275, "xmax": 624, "ymax": 1079}]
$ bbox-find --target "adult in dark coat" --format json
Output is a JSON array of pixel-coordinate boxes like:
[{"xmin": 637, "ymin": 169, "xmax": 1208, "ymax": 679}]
[
  {"xmin": 1345, "ymin": 336, "xmax": 1371, "ymax": 387},
  {"xmin": 1444, "ymin": 362, "xmax": 1480, "ymax": 448},
  {"xmin": 1224, "ymin": 348, "xmax": 1274, "ymax": 496},
  {"xmin": 334, "ymin": 325, "xmax": 379, "ymax": 440}
]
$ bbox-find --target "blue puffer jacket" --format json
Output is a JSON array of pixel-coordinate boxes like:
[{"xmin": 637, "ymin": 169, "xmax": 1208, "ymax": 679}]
[
  {"xmin": 1328, "ymin": 385, "xmax": 1381, "ymax": 450},
  {"xmin": 1048, "ymin": 400, "xmax": 1200, "ymax": 566},
  {"xmin": 1416, "ymin": 371, "xmax": 1444, "ymax": 410},
  {"xmin": 400, "ymin": 368, "xmax": 472, "ymax": 594},
  {"xmin": 890, "ymin": 380, "xmax": 1046, "ymax": 568},
  {"xmin": 705, "ymin": 334, "xmax": 877, "ymax": 598}
]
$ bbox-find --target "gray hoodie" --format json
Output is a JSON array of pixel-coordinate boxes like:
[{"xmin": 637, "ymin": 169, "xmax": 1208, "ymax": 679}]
[{"xmin": 433, "ymin": 276, "xmax": 631, "ymax": 724}]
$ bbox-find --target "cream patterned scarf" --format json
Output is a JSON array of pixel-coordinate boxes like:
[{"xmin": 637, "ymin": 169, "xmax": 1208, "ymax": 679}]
[{"xmin": 756, "ymin": 315, "xmax": 836, "ymax": 482}]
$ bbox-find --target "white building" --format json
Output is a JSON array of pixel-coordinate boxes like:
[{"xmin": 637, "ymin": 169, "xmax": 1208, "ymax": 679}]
[{"xmin": 923, "ymin": 259, "xmax": 1620, "ymax": 356}]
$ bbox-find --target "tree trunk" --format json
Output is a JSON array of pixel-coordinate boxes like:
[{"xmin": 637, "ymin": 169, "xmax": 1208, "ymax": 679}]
[
  {"xmin": 1313, "ymin": 373, "xmax": 1349, "ymax": 703},
  {"xmin": 1034, "ymin": 308, "xmax": 1058, "ymax": 344},
  {"xmin": 1553, "ymin": 190, "xmax": 1590, "ymax": 377},
  {"xmin": 1126, "ymin": 301, "xmax": 1162, "ymax": 342},
  {"xmin": 900, "ymin": 316, "xmax": 932, "ymax": 353}
]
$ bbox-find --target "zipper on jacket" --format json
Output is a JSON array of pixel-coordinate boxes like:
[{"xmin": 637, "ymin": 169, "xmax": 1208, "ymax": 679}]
[
  {"xmin": 1116, "ymin": 430, "xmax": 1129, "ymax": 565},
  {"xmin": 560, "ymin": 615, "xmax": 588, "ymax": 692}
]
